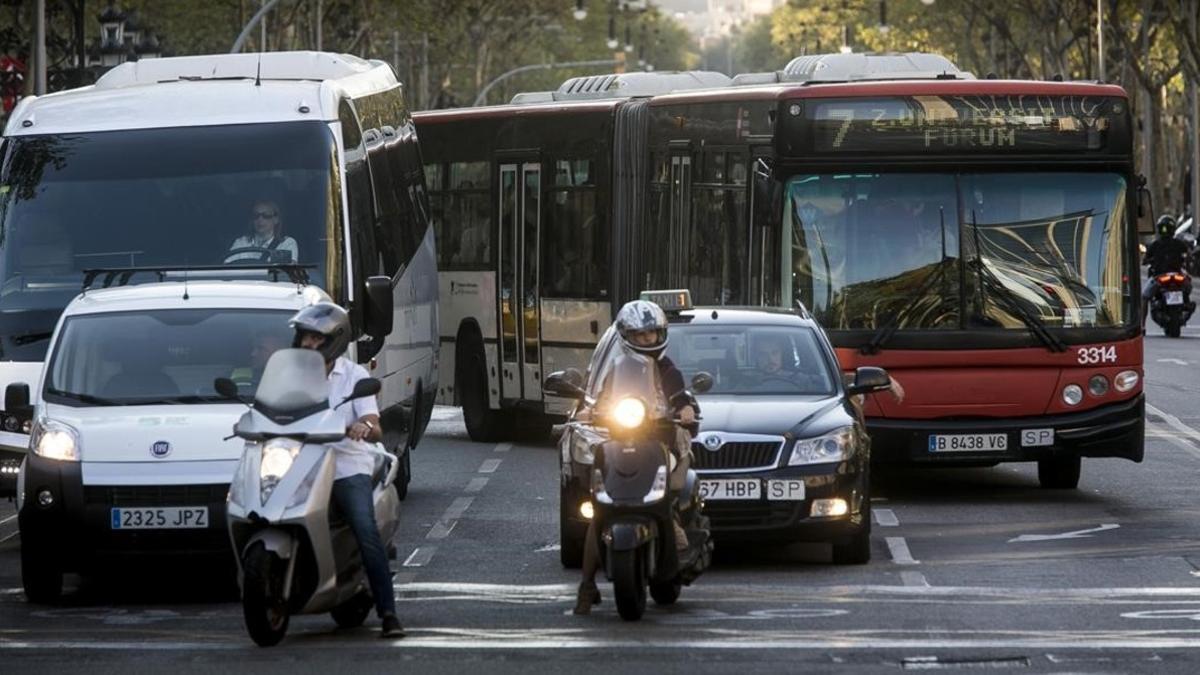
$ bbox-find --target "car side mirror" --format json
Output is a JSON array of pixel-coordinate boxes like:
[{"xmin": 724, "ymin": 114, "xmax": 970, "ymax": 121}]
[
  {"xmin": 691, "ymin": 372, "xmax": 713, "ymax": 394},
  {"xmin": 845, "ymin": 366, "xmax": 891, "ymax": 396},
  {"xmin": 5, "ymin": 382, "xmax": 31, "ymax": 416},
  {"xmin": 337, "ymin": 377, "xmax": 381, "ymax": 409},
  {"xmin": 544, "ymin": 368, "xmax": 586, "ymax": 400}
]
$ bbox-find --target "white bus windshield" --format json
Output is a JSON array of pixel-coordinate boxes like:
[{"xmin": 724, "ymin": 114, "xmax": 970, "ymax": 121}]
[
  {"xmin": 0, "ymin": 122, "xmax": 338, "ymax": 360},
  {"xmin": 783, "ymin": 172, "xmax": 1130, "ymax": 331}
]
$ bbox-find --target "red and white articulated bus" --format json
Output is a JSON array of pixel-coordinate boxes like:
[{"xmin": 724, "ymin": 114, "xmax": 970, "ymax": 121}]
[{"xmin": 640, "ymin": 53, "xmax": 1144, "ymax": 488}]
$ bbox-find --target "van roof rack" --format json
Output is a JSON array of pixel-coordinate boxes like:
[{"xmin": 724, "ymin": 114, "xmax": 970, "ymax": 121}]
[{"xmin": 82, "ymin": 264, "xmax": 316, "ymax": 290}]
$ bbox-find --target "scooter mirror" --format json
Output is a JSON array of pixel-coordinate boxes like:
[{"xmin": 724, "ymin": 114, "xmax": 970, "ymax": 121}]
[
  {"xmin": 349, "ymin": 378, "xmax": 381, "ymax": 401},
  {"xmin": 213, "ymin": 377, "xmax": 241, "ymax": 400},
  {"xmin": 691, "ymin": 372, "xmax": 714, "ymax": 394},
  {"xmin": 544, "ymin": 368, "xmax": 586, "ymax": 399}
]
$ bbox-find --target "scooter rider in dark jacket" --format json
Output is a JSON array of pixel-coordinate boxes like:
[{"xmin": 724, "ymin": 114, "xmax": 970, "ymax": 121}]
[
  {"xmin": 1142, "ymin": 215, "xmax": 1191, "ymax": 329},
  {"xmin": 573, "ymin": 300, "xmax": 698, "ymax": 615}
]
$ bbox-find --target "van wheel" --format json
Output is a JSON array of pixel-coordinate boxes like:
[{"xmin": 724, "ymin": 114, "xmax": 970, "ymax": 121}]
[
  {"xmin": 407, "ymin": 384, "xmax": 428, "ymax": 450},
  {"xmin": 459, "ymin": 343, "xmax": 505, "ymax": 442},
  {"xmin": 1038, "ymin": 456, "xmax": 1081, "ymax": 489},
  {"xmin": 21, "ymin": 540, "xmax": 63, "ymax": 604}
]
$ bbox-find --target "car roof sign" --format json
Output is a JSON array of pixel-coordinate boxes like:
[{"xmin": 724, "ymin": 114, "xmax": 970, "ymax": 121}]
[{"xmin": 640, "ymin": 289, "xmax": 693, "ymax": 312}]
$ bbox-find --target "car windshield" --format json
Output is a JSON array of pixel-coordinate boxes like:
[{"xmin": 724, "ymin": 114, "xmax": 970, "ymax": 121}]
[
  {"xmin": 0, "ymin": 122, "xmax": 338, "ymax": 361},
  {"xmin": 665, "ymin": 324, "xmax": 835, "ymax": 396},
  {"xmin": 782, "ymin": 171, "xmax": 1130, "ymax": 331},
  {"xmin": 44, "ymin": 308, "xmax": 295, "ymax": 406}
]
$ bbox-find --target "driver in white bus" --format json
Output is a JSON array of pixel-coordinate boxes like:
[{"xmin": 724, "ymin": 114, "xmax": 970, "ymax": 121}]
[{"xmin": 226, "ymin": 199, "xmax": 299, "ymax": 264}]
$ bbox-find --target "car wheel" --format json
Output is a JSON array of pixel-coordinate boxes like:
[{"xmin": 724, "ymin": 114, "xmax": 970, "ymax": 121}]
[
  {"xmin": 832, "ymin": 495, "xmax": 871, "ymax": 565},
  {"xmin": 559, "ymin": 494, "xmax": 584, "ymax": 569},
  {"xmin": 1038, "ymin": 456, "xmax": 1081, "ymax": 489}
]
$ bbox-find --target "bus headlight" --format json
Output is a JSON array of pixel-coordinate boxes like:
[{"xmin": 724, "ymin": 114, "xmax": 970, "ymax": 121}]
[
  {"xmin": 1088, "ymin": 375, "xmax": 1109, "ymax": 397},
  {"xmin": 31, "ymin": 419, "xmax": 81, "ymax": 462},
  {"xmin": 1114, "ymin": 370, "xmax": 1139, "ymax": 392},
  {"xmin": 789, "ymin": 427, "xmax": 853, "ymax": 466},
  {"xmin": 612, "ymin": 398, "xmax": 646, "ymax": 429},
  {"xmin": 1062, "ymin": 384, "xmax": 1084, "ymax": 406}
]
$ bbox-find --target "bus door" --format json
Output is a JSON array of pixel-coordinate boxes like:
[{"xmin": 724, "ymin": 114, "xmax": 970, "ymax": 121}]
[
  {"xmin": 748, "ymin": 148, "xmax": 775, "ymax": 306},
  {"xmin": 498, "ymin": 161, "xmax": 543, "ymax": 403}
]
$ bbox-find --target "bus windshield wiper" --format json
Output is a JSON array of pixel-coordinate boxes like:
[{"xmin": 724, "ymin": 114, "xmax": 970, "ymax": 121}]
[
  {"xmin": 861, "ymin": 258, "xmax": 951, "ymax": 355},
  {"xmin": 44, "ymin": 387, "xmax": 124, "ymax": 406}
]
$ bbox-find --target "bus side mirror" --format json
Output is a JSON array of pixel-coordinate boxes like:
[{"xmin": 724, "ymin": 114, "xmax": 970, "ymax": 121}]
[
  {"xmin": 5, "ymin": 383, "xmax": 30, "ymax": 416},
  {"xmin": 544, "ymin": 369, "xmax": 586, "ymax": 399},
  {"xmin": 364, "ymin": 275, "xmax": 394, "ymax": 340}
]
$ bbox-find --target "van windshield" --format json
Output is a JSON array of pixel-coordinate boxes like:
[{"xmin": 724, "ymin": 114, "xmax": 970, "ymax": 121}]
[
  {"xmin": 44, "ymin": 308, "xmax": 295, "ymax": 407},
  {"xmin": 0, "ymin": 122, "xmax": 339, "ymax": 362}
]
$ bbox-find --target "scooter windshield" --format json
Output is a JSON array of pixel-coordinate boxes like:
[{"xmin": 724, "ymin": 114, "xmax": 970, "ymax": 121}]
[
  {"xmin": 254, "ymin": 348, "xmax": 330, "ymax": 416},
  {"xmin": 595, "ymin": 347, "xmax": 669, "ymax": 423}
]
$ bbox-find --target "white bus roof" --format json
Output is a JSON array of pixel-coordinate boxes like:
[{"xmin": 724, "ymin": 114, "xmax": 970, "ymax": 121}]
[
  {"xmin": 4, "ymin": 51, "xmax": 398, "ymax": 136},
  {"xmin": 65, "ymin": 280, "xmax": 328, "ymax": 316}
]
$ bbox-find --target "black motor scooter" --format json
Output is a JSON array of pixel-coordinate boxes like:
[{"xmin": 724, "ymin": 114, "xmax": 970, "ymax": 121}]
[
  {"xmin": 1149, "ymin": 270, "xmax": 1196, "ymax": 338},
  {"xmin": 546, "ymin": 350, "xmax": 713, "ymax": 621}
]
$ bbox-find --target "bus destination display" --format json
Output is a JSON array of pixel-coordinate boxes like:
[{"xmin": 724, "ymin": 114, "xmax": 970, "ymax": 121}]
[{"xmin": 804, "ymin": 95, "xmax": 1125, "ymax": 153}]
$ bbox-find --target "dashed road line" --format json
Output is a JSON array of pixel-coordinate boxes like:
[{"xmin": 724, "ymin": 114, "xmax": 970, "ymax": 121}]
[
  {"xmin": 874, "ymin": 508, "xmax": 899, "ymax": 527},
  {"xmin": 426, "ymin": 520, "xmax": 458, "ymax": 540},
  {"xmin": 465, "ymin": 477, "xmax": 489, "ymax": 493},
  {"xmin": 886, "ymin": 537, "xmax": 919, "ymax": 565},
  {"xmin": 493, "ymin": 442, "xmax": 512, "ymax": 453},
  {"xmin": 402, "ymin": 546, "xmax": 436, "ymax": 567},
  {"xmin": 0, "ymin": 513, "xmax": 16, "ymax": 526},
  {"xmin": 901, "ymin": 571, "xmax": 930, "ymax": 587},
  {"xmin": 478, "ymin": 459, "xmax": 503, "ymax": 473}
]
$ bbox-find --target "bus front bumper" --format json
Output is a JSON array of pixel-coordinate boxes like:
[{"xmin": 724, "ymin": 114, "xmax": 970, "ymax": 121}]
[{"xmin": 869, "ymin": 394, "xmax": 1144, "ymax": 465}]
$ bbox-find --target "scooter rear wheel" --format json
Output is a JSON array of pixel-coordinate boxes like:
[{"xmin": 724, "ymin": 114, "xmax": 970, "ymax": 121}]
[
  {"xmin": 330, "ymin": 590, "xmax": 373, "ymax": 628},
  {"xmin": 611, "ymin": 549, "xmax": 647, "ymax": 621},
  {"xmin": 242, "ymin": 544, "xmax": 290, "ymax": 647}
]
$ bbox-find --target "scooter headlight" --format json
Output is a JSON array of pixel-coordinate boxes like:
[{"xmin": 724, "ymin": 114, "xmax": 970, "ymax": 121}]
[
  {"xmin": 611, "ymin": 397, "xmax": 646, "ymax": 429},
  {"xmin": 260, "ymin": 438, "xmax": 302, "ymax": 503}
]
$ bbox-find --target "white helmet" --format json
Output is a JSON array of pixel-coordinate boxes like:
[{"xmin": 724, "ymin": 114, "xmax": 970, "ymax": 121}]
[{"xmin": 614, "ymin": 300, "xmax": 669, "ymax": 358}]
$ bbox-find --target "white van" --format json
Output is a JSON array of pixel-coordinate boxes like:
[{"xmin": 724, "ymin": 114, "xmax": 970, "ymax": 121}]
[
  {"xmin": 0, "ymin": 51, "xmax": 438, "ymax": 496},
  {"xmin": 12, "ymin": 278, "xmax": 342, "ymax": 601}
]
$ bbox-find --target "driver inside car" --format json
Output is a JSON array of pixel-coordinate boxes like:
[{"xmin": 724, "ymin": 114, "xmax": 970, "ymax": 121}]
[{"xmin": 226, "ymin": 199, "xmax": 299, "ymax": 264}]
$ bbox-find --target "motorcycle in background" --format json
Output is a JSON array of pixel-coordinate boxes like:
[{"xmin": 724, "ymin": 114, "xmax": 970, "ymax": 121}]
[
  {"xmin": 215, "ymin": 348, "xmax": 399, "ymax": 646},
  {"xmin": 1149, "ymin": 270, "xmax": 1196, "ymax": 338}
]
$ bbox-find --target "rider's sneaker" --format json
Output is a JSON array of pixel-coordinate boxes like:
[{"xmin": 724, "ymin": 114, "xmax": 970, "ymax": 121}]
[
  {"xmin": 380, "ymin": 613, "xmax": 406, "ymax": 638},
  {"xmin": 573, "ymin": 581, "xmax": 602, "ymax": 615}
]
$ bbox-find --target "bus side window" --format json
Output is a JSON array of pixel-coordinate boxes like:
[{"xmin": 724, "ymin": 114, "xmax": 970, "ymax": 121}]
[
  {"xmin": 543, "ymin": 157, "xmax": 602, "ymax": 299},
  {"xmin": 339, "ymin": 99, "xmax": 380, "ymax": 350}
]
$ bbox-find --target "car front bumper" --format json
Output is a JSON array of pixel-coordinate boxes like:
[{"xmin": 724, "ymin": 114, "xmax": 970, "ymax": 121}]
[{"xmin": 868, "ymin": 394, "xmax": 1144, "ymax": 465}]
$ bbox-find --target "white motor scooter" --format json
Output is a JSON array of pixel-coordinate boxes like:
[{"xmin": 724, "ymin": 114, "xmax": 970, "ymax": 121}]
[{"xmin": 215, "ymin": 348, "xmax": 400, "ymax": 647}]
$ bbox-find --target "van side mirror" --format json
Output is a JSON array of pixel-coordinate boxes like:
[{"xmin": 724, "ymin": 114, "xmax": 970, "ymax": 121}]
[
  {"xmin": 845, "ymin": 367, "xmax": 891, "ymax": 396},
  {"xmin": 544, "ymin": 368, "xmax": 586, "ymax": 399},
  {"xmin": 5, "ymin": 383, "xmax": 31, "ymax": 416},
  {"xmin": 337, "ymin": 377, "xmax": 382, "ymax": 409},
  {"xmin": 364, "ymin": 275, "xmax": 394, "ymax": 338},
  {"xmin": 691, "ymin": 372, "xmax": 713, "ymax": 394},
  {"xmin": 213, "ymin": 377, "xmax": 240, "ymax": 400}
]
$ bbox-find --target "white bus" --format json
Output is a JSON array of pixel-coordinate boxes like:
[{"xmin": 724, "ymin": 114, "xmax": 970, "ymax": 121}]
[{"xmin": 0, "ymin": 51, "xmax": 438, "ymax": 493}]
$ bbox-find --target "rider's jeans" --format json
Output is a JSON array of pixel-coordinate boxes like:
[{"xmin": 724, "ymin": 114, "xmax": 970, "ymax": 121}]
[{"xmin": 331, "ymin": 474, "xmax": 397, "ymax": 617}]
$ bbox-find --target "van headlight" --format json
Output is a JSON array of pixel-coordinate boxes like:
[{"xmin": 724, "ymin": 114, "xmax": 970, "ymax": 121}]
[
  {"xmin": 31, "ymin": 419, "xmax": 81, "ymax": 462},
  {"xmin": 260, "ymin": 438, "xmax": 302, "ymax": 503},
  {"xmin": 789, "ymin": 427, "xmax": 854, "ymax": 466},
  {"xmin": 611, "ymin": 398, "xmax": 646, "ymax": 429}
]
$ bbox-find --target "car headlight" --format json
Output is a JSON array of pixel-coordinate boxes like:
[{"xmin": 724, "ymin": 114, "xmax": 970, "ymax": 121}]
[
  {"xmin": 788, "ymin": 427, "xmax": 854, "ymax": 466},
  {"xmin": 31, "ymin": 419, "xmax": 81, "ymax": 462},
  {"xmin": 611, "ymin": 398, "xmax": 646, "ymax": 429},
  {"xmin": 260, "ymin": 438, "xmax": 302, "ymax": 503}
]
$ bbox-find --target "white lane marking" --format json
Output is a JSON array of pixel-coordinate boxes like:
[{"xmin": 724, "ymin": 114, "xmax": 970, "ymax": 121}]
[
  {"xmin": 442, "ymin": 496, "xmax": 474, "ymax": 520},
  {"xmin": 0, "ymin": 530, "xmax": 18, "ymax": 545},
  {"xmin": 534, "ymin": 544, "xmax": 560, "ymax": 553},
  {"xmin": 426, "ymin": 520, "xmax": 457, "ymax": 540},
  {"xmin": 901, "ymin": 571, "xmax": 930, "ymax": 587},
  {"xmin": 885, "ymin": 537, "xmax": 919, "ymax": 565},
  {"xmin": 426, "ymin": 496, "xmax": 475, "ymax": 540},
  {"xmin": 464, "ymin": 477, "xmax": 489, "ymax": 493},
  {"xmin": 1147, "ymin": 403, "xmax": 1200, "ymax": 445},
  {"xmin": 1156, "ymin": 358, "xmax": 1191, "ymax": 366},
  {"xmin": 478, "ymin": 459, "xmax": 502, "ymax": 473},
  {"xmin": 874, "ymin": 508, "xmax": 899, "ymax": 527},
  {"xmin": 1122, "ymin": 610, "xmax": 1200, "ymax": 621},
  {"xmin": 1008, "ymin": 523, "xmax": 1120, "ymax": 543},
  {"xmin": 402, "ymin": 546, "xmax": 436, "ymax": 567},
  {"xmin": 493, "ymin": 443, "xmax": 512, "ymax": 453},
  {"xmin": 0, "ymin": 513, "xmax": 16, "ymax": 526}
]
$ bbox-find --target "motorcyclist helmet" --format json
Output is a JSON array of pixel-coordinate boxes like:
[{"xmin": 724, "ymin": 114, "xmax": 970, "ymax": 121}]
[
  {"xmin": 615, "ymin": 299, "xmax": 669, "ymax": 358},
  {"xmin": 1157, "ymin": 214, "xmax": 1177, "ymax": 238},
  {"xmin": 289, "ymin": 302, "xmax": 351, "ymax": 364}
]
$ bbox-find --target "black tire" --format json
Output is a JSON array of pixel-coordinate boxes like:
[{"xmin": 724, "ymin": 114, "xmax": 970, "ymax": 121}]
[
  {"xmin": 649, "ymin": 579, "xmax": 682, "ymax": 606},
  {"xmin": 516, "ymin": 412, "xmax": 553, "ymax": 443},
  {"xmin": 611, "ymin": 549, "xmax": 647, "ymax": 621},
  {"xmin": 20, "ymin": 540, "xmax": 63, "ymax": 604},
  {"xmin": 1166, "ymin": 317, "xmax": 1182, "ymax": 338},
  {"xmin": 241, "ymin": 544, "xmax": 290, "ymax": 647},
  {"xmin": 330, "ymin": 590, "xmax": 373, "ymax": 629},
  {"xmin": 459, "ymin": 341, "xmax": 505, "ymax": 442},
  {"xmin": 393, "ymin": 449, "xmax": 411, "ymax": 502},
  {"xmin": 407, "ymin": 384, "xmax": 429, "ymax": 450},
  {"xmin": 559, "ymin": 496, "xmax": 583, "ymax": 569},
  {"xmin": 831, "ymin": 497, "xmax": 871, "ymax": 565},
  {"xmin": 1038, "ymin": 456, "xmax": 1081, "ymax": 489}
]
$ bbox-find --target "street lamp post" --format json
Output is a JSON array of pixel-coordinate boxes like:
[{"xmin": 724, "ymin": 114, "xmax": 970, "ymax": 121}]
[{"xmin": 1096, "ymin": 0, "xmax": 1104, "ymax": 81}]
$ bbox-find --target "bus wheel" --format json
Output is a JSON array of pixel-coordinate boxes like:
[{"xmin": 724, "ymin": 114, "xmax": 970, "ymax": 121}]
[
  {"xmin": 1037, "ymin": 456, "xmax": 1081, "ymax": 489},
  {"xmin": 460, "ymin": 345, "xmax": 505, "ymax": 442}
]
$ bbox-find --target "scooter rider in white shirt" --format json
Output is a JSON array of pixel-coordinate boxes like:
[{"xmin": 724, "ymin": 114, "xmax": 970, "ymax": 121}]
[{"xmin": 290, "ymin": 302, "xmax": 404, "ymax": 638}]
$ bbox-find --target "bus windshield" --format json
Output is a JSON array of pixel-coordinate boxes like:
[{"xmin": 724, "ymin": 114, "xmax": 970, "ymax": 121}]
[
  {"xmin": 0, "ymin": 122, "xmax": 339, "ymax": 361},
  {"xmin": 783, "ymin": 172, "xmax": 1130, "ymax": 332}
]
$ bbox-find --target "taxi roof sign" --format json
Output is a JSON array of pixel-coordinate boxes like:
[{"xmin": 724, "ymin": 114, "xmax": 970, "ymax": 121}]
[{"xmin": 640, "ymin": 289, "xmax": 693, "ymax": 312}]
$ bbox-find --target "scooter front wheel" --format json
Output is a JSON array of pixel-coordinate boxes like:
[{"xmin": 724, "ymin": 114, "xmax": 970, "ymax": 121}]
[
  {"xmin": 611, "ymin": 549, "xmax": 647, "ymax": 621},
  {"xmin": 242, "ymin": 543, "xmax": 290, "ymax": 647}
]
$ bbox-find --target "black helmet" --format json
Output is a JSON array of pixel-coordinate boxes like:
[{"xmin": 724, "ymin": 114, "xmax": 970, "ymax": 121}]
[
  {"xmin": 289, "ymin": 302, "xmax": 351, "ymax": 364},
  {"xmin": 614, "ymin": 300, "xmax": 669, "ymax": 358},
  {"xmin": 1157, "ymin": 214, "xmax": 1177, "ymax": 238}
]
